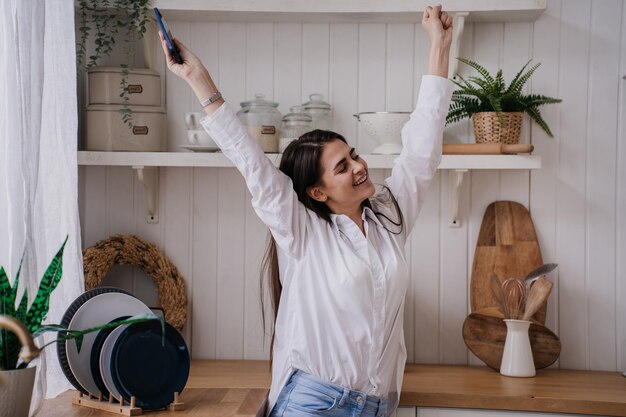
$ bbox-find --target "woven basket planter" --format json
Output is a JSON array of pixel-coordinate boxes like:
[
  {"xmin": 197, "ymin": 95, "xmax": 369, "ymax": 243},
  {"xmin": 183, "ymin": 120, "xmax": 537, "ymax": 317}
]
[{"xmin": 472, "ymin": 112, "xmax": 523, "ymax": 144}]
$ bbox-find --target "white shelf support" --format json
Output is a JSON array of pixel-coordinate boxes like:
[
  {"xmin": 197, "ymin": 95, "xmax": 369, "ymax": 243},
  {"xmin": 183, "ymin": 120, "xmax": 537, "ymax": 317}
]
[
  {"xmin": 449, "ymin": 12, "xmax": 469, "ymax": 79},
  {"xmin": 449, "ymin": 169, "xmax": 468, "ymax": 228},
  {"xmin": 133, "ymin": 166, "xmax": 159, "ymax": 223}
]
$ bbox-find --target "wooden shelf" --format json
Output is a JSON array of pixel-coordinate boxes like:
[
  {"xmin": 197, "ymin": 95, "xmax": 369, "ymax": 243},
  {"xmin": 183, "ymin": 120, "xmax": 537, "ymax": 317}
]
[
  {"xmin": 78, "ymin": 151, "xmax": 541, "ymax": 170},
  {"xmin": 152, "ymin": 0, "xmax": 546, "ymax": 23}
]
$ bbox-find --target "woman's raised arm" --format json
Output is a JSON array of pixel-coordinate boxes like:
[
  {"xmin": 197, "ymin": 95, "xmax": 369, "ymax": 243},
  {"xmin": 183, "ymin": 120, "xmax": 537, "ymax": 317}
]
[{"xmin": 158, "ymin": 31, "xmax": 311, "ymax": 259}]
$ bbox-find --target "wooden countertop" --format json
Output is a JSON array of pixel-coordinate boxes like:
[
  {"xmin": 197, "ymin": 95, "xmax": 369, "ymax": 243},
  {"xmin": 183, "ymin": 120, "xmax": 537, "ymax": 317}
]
[{"xmin": 38, "ymin": 360, "xmax": 626, "ymax": 417}]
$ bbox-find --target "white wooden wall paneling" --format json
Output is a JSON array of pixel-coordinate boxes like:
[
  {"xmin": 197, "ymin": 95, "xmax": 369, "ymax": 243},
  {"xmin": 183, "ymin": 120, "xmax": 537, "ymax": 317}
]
[
  {"xmin": 302, "ymin": 24, "xmax": 330, "ymax": 106},
  {"xmin": 586, "ymin": 0, "xmax": 620, "ymax": 371},
  {"xmin": 330, "ymin": 24, "xmax": 359, "ymax": 142},
  {"xmin": 191, "ymin": 168, "xmax": 219, "ymax": 358},
  {"xmin": 216, "ymin": 169, "xmax": 246, "ymax": 359},
  {"xmin": 412, "ymin": 172, "xmax": 441, "ymax": 363},
  {"xmin": 529, "ymin": 0, "xmax": 561, "ymax": 352},
  {"xmin": 556, "ymin": 0, "xmax": 591, "ymax": 369},
  {"xmin": 619, "ymin": 0, "xmax": 626, "ymax": 374},
  {"xmin": 358, "ymin": 24, "xmax": 387, "ymax": 153},
  {"xmin": 275, "ymin": 23, "xmax": 302, "ymax": 117}
]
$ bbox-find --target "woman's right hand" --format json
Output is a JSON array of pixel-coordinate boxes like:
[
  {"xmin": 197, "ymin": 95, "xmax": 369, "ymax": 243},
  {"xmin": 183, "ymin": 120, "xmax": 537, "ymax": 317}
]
[{"xmin": 158, "ymin": 31, "xmax": 223, "ymax": 112}]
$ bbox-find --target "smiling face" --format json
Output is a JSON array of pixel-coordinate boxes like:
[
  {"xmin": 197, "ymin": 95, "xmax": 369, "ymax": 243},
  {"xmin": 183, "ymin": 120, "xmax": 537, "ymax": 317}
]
[{"xmin": 306, "ymin": 139, "xmax": 375, "ymax": 216}]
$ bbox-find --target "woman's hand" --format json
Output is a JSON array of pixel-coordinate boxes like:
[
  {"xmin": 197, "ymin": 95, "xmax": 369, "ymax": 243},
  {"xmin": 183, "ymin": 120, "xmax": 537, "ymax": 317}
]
[
  {"xmin": 422, "ymin": 5, "xmax": 452, "ymax": 78},
  {"xmin": 422, "ymin": 5, "xmax": 453, "ymax": 49},
  {"xmin": 158, "ymin": 31, "xmax": 223, "ymax": 112}
]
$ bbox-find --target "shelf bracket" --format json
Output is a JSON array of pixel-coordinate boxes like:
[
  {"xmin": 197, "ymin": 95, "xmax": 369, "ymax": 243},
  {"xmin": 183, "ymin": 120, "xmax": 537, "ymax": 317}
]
[
  {"xmin": 133, "ymin": 166, "xmax": 159, "ymax": 223},
  {"xmin": 449, "ymin": 12, "xmax": 469, "ymax": 79},
  {"xmin": 449, "ymin": 169, "xmax": 468, "ymax": 228}
]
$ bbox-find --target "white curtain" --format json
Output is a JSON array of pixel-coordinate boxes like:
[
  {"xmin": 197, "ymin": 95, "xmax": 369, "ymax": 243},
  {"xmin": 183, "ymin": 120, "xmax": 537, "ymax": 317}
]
[{"xmin": 0, "ymin": 0, "xmax": 83, "ymax": 411}]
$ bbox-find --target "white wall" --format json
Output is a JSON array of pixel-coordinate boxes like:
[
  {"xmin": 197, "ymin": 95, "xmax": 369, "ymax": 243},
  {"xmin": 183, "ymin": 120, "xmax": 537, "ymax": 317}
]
[{"xmin": 78, "ymin": 0, "xmax": 626, "ymax": 372}]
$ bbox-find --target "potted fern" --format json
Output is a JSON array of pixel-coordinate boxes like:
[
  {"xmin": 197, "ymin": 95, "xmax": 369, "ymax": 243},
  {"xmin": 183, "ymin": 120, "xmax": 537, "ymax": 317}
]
[
  {"xmin": 446, "ymin": 58, "xmax": 562, "ymax": 144},
  {"xmin": 0, "ymin": 237, "xmax": 160, "ymax": 417}
]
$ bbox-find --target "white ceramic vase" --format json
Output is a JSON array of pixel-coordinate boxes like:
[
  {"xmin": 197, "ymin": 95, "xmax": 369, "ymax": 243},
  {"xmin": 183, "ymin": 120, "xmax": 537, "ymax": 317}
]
[
  {"xmin": 0, "ymin": 366, "xmax": 36, "ymax": 417},
  {"xmin": 500, "ymin": 319, "xmax": 536, "ymax": 377}
]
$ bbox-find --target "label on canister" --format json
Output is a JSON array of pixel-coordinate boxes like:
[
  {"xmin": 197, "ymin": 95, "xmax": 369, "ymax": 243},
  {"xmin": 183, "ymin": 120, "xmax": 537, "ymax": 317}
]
[{"xmin": 247, "ymin": 125, "xmax": 279, "ymax": 153}]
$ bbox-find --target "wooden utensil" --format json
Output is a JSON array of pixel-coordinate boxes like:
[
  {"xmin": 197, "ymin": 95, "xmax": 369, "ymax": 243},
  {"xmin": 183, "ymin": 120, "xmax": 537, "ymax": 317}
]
[
  {"xmin": 471, "ymin": 201, "xmax": 546, "ymax": 324},
  {"xmin": 462, "ymin": 312, "xmax": 561, "ymax": 370},
  {"xmin": 522, "ymin": 276, "xmax": 553, "ymax": 321},
  {"xmin": 442, "ymin": 143, "xmax": 534, "ymax": 154},
  {"xmin": 524, "ymin": 263, "xmax": 558, "ymax": 290}
]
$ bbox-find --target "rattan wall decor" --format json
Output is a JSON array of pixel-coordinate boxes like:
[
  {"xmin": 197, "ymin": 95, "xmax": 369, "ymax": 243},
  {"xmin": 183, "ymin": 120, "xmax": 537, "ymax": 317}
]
[{"xmin": 83, "ymin": 235, "xmax": 187, "ymax": 330}]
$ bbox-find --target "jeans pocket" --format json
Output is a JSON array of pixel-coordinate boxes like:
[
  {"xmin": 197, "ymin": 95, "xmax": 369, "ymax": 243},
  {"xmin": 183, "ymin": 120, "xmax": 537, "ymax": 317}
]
[{"xmin": 286, "ymin": 383, "xmax": 339, "ymax": 414}]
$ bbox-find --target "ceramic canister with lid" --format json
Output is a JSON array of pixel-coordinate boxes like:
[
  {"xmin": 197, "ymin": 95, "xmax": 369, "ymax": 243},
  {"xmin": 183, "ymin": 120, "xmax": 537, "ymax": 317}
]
[
  {"xmin": 237, "ymin": 94, "xmax": 282, "ymax": 152},
  {"xmin": 279, "ymin": 106, "xmax": 313, "ymax": 153},
  {"xmin": 302, "ymin": 93, "xmax": 332, "ymax": 131}
]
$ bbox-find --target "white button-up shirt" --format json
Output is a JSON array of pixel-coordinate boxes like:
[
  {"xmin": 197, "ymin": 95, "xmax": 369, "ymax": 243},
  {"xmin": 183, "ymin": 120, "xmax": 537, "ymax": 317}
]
[{"xmin": 201, "ymin": 75, "xmax": 453, "ymax": 415}]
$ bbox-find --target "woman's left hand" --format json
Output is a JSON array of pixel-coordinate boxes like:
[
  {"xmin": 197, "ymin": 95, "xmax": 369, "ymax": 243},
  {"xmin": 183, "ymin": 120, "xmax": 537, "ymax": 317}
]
[{"xmin": 422, "ymin": 5, "xmax": 453, "ymax": 49}]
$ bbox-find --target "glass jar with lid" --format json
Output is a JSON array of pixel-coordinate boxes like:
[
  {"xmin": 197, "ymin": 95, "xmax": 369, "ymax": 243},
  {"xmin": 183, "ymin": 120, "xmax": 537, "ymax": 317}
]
[
  {"xmin": 302, "ymin": 93, "xmax": 333, "ymax": 131},
  {"xmin": 279, "ymin": 106, "xmax": 313, "ymax": 153},
  {"xmin": 236, "ymin": 93, "xmax": 282, "ymax": 153}
]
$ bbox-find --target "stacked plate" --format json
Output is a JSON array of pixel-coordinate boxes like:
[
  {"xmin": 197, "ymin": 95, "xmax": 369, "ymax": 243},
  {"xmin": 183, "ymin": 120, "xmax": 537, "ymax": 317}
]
[{"xmin": 57, "ymin": 287, "xmax": 190, "ymax": 410}]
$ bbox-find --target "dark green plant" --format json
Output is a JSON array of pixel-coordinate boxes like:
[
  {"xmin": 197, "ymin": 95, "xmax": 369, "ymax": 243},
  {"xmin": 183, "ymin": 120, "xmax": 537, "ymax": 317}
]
[
  {"xmin": 446, "ymin": 58, "xmax": 562, "ymax": 137},
  {"xmin": 77, "ymin": 0, "xmax": 151, "ymax": 128},
  {"xmin": 0, "ymin": 237, "xmax": 161, "ymax": 370}
]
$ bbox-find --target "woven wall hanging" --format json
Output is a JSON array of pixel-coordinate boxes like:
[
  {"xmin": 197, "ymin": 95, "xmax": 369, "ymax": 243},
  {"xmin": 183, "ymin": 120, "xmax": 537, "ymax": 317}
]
[{"xmin": 83, "ymin": 235, "xmax": 187, "ymax": 330}]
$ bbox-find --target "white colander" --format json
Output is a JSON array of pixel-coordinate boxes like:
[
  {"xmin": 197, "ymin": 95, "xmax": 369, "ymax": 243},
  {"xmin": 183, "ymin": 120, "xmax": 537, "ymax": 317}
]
[{"xmin": 354, "ymin": 112, "xmax": 411, "ymax": 154}]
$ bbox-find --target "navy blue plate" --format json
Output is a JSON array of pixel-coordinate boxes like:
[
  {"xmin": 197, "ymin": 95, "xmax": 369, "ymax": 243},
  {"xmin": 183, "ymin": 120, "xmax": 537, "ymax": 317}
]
[
  {"xmin": 90, "ymin": 316, "xmax": 130, "ymax": 398},
  {"xmin": 110, "ymin": 320, "xmax": 189, "ymax": 410}
]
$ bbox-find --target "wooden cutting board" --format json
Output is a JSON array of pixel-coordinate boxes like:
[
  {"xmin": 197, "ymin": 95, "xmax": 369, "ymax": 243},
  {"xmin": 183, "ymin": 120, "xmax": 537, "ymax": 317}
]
[
  {"xmin": 462, "ymin": 312, "xmax": 561, "ymax": 370},
  {"xmin": 471, "ymin": 201, "xmax": 546, "ymax": 324}
]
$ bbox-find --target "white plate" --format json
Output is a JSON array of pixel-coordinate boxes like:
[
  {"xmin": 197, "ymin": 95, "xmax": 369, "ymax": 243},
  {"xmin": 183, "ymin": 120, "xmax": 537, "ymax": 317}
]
[
  {"xmin": 180, "ymin": 144, "xmax": 220, "ymax": 152},
  {"xmin": 99, "ymin": 324, "xmax": 129, "ymax": 401},
  {"xmin": 66, "ymin": 293, "xmax": 152, "ymax": 396}
]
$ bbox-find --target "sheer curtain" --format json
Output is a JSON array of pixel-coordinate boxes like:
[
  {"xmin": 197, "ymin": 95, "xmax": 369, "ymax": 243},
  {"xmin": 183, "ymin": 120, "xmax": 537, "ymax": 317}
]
[{"xmin": 0, "ymin": 0, "xmax": 83, "ymax": 412}]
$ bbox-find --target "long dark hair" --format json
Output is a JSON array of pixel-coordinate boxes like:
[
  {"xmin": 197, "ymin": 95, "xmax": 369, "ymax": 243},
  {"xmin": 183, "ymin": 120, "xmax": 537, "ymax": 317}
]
[{"xmin": 260, "ymin": 129, "xmax": 403, "ymax": 364}]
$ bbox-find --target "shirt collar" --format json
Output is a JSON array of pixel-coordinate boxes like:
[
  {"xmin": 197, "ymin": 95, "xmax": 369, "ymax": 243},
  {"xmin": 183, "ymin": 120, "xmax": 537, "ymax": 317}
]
[{"xmin": 329, "ymin": 206, "xmax": 384, "ymax": 229}]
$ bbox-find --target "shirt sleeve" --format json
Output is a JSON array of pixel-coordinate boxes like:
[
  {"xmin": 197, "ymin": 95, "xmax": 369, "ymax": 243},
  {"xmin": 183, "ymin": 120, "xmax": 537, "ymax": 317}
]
[
  {"xmin": 384, "ymin": 75, "xmax": 453, "ymax": 240},
  {"xmin": 200, "ymin": 103, "xmax": 310, "ymax": 258}
]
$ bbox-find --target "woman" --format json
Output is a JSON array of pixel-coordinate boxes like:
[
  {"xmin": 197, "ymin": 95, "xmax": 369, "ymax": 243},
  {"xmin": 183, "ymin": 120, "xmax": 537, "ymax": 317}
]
[{"xmin": 159, "ymin": 5, "xmax": 453, "ymax": 417}]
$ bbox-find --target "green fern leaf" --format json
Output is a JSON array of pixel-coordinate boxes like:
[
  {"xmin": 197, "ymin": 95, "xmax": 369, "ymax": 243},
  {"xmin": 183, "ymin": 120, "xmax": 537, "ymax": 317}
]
[
  {"xmin": 526, "ymin": 106, "xmax": 554, "ymax": 137},
  {"xmin": 505, "ymin": 60, "xmax": 532, "ymax": 94},
  {"xmin": 507, "ymin": 62, "xmax": 541, "ymax": 97},
  {"xmin": 25, "ymin": 236, "xmax": 68, "ymax": 332},
  {"xmin": 457, "ymin": 58, "xmax": 496, "ymax": 87}
]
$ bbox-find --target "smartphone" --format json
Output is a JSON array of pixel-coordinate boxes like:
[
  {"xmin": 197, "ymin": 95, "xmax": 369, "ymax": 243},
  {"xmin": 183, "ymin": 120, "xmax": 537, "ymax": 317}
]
[{"xmin": 154, "ymin": 7, "xmax": 183, "ymax": 64}]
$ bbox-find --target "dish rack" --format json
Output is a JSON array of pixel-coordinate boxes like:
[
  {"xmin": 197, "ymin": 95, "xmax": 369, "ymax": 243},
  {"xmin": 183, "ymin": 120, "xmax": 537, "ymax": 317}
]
[{"xmin": 72, "ymin": 391, "xmax": 185, "ymax": 416}]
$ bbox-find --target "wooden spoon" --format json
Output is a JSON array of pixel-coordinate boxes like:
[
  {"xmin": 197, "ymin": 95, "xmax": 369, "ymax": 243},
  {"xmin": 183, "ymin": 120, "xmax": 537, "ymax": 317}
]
[{"xmin": 522, "ymin": 276, "xmax": 553, "ymax": 321}]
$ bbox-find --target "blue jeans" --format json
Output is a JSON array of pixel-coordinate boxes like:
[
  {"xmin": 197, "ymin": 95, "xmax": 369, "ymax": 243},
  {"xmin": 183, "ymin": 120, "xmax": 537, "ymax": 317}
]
[{"xmin": 269, "ymin": 370, "xmax": 388, "ymax": 417}]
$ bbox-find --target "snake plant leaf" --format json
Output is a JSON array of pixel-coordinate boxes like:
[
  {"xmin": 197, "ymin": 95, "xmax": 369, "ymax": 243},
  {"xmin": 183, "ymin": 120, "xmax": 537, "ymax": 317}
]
[
  {"xmin": 9, "ymin": 256, "xmax": 23, "ymax": 307},
  {"xmin": 16, "ymin": 288, "xmax": 28, "ymax": 323},
  {"xmin": 25, "ymin": 236, "xmax": 68, "ymax": 332},
  {"xmin": 39, "ymin": 313, "xmax": 164, "ymax": 354},
  {"xmin": 0, "ymin": 267, "xmax": 13, "ymax": 314}
]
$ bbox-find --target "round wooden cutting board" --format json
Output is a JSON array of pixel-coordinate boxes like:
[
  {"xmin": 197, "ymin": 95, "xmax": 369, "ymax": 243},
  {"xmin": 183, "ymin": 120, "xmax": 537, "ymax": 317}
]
[
  {"xmin": 471, "ymin": 201, "xmax": 546, "ymax": 324},
  {"xmin": 462, "ymin": 312, "xmax": 561, "ymax": 370}
]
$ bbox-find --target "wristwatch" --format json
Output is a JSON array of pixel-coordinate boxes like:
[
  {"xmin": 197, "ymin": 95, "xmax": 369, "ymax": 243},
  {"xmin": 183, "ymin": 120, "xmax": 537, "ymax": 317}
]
[{"xmin": 200, "ymin": 91, "xmax": 222, "ymax": 108}]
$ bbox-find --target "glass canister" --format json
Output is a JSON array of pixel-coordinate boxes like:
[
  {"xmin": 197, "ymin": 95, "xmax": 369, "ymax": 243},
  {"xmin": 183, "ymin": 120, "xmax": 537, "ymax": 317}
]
[
  {"xmin": 236, "ymin": 93, "xmax": 282, "ymax": 153},
  {"xmin": 279, "ymin": 106, "xmax": 313, "ymax": 153},
  {"xmin": 302, "ymin": 93, "xmax": 333, "ymax": 131}
]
